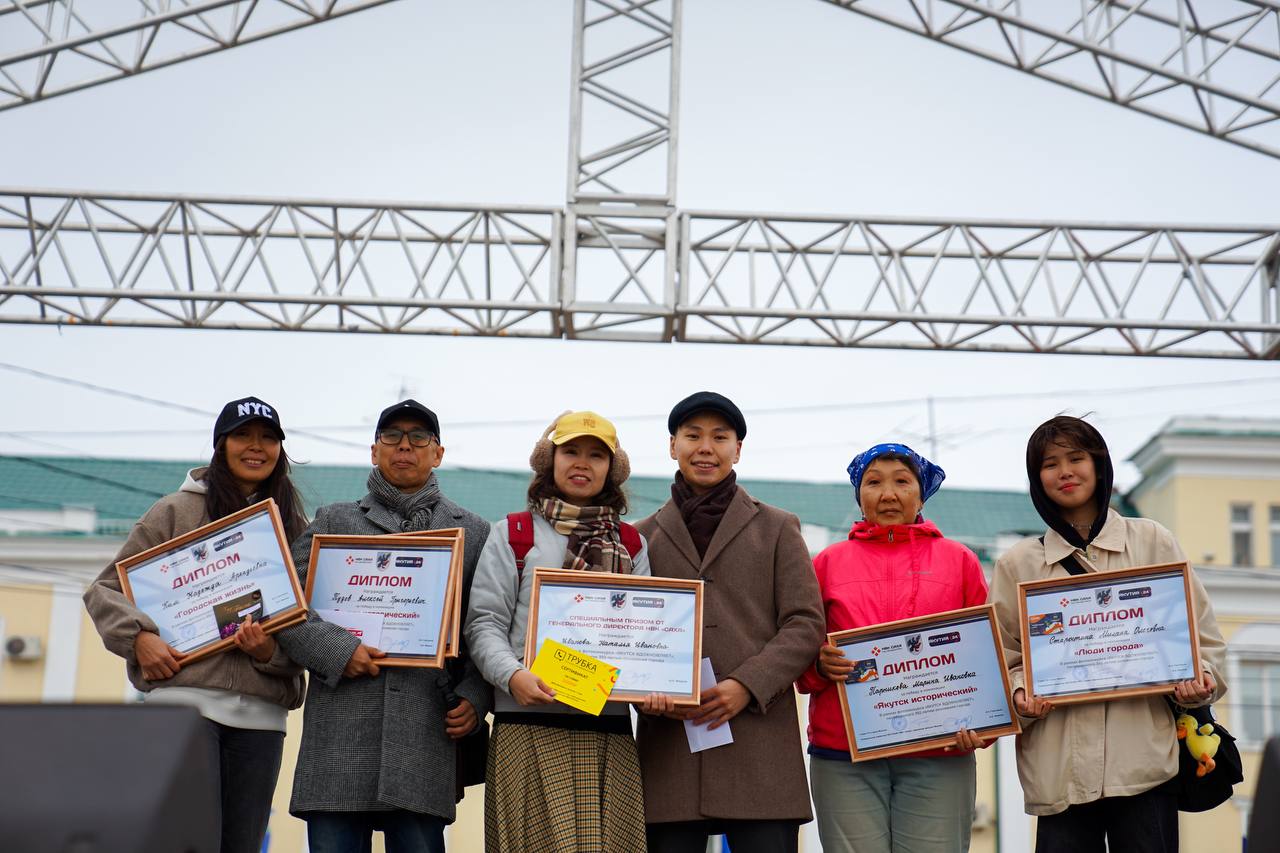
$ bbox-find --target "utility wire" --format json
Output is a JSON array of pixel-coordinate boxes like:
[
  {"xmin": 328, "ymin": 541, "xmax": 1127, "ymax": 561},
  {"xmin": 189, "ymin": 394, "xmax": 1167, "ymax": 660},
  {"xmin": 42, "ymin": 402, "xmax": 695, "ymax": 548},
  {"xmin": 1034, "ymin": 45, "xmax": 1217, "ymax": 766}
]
[
  {"xmin": 4, "ymin": 361, "xmax": 1279, "ymax": 437},
  {"xmin": 0, "ymin": 361, "xmax": 362, "ymax": 449}
]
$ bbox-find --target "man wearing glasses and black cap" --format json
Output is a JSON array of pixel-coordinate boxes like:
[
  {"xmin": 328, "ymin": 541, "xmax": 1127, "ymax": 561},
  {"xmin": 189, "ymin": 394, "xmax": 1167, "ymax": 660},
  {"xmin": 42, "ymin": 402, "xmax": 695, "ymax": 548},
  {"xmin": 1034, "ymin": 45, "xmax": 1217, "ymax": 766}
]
[{"xmin": 275, "ymin": 400, "xmax": 491, "ymax": 853}]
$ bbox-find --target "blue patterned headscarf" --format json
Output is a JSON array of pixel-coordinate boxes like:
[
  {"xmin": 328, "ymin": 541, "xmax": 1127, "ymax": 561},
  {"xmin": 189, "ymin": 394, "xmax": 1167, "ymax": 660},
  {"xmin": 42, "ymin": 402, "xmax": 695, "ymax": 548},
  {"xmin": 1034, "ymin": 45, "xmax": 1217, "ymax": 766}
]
[{"xmin": 846, "ymin": 443, "xmax": 946, "ymax": 508}]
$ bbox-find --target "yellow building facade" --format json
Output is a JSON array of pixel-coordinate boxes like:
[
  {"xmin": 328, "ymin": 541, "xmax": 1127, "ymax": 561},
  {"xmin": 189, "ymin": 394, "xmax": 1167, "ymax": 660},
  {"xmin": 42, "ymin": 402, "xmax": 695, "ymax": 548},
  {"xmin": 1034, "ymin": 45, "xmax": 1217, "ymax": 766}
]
[{"xmin": 1129, "ymin": 416, "xmax": 1280, "ymax": 848}]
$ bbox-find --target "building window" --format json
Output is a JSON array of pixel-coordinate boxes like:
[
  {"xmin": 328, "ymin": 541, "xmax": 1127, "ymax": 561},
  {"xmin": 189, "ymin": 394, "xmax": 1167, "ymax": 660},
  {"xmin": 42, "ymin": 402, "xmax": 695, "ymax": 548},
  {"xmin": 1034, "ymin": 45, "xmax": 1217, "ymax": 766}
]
[
  {"xmin": 1231, "ymin": 504, "xmax": 1253, "ymax": 567},
  {"xmin": 1238, "ymin": 660, "xmax": 1280, "ymax": 744},
  {"xmin": 1271, "ymin": 506, "xmax": 1280, "ymax": 568}
]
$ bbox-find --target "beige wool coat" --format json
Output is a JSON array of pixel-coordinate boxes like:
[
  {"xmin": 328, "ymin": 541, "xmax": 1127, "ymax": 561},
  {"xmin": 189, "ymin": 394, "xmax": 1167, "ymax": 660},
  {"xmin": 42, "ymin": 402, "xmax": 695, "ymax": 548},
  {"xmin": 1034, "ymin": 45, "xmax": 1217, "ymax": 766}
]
[{"xmin": 634, "ymin": 486, "xmax": 826, "ymax": 825}]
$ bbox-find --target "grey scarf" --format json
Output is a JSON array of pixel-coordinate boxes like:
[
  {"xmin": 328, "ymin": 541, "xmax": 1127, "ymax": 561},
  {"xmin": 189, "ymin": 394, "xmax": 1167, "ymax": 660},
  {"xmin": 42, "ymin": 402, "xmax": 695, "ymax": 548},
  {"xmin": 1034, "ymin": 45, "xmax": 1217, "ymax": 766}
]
[{"xmin": 366, "ymin": 468, "xmax": 442, "ymax": 531}]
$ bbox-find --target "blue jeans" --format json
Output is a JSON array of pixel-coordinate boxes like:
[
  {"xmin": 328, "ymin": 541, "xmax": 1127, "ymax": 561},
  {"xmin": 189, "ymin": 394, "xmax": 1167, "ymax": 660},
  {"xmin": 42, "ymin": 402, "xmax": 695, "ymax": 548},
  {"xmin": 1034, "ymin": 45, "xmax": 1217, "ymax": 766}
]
[
  {"xmin": 304, "ymin": 811, "xmax": 447, "ymax": 853},
  {"xmin": 810, "ymin": 752, "xmax": 977, "ymax": 853}
]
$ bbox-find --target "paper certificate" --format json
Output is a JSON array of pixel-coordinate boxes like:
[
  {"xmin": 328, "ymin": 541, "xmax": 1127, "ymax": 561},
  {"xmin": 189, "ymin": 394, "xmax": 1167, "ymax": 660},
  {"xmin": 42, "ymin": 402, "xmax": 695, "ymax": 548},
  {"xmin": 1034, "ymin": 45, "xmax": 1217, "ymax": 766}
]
[
  {"xmin": 315, "ymin": 608, "xmax": 384, "ymax": 649},
  {"xmin": 116, "ymin": 499, "xmax": 307, "ymax": 663},
  {"xmin": 1019, "ymin": 562, "xmax": 1200, "ymax": 705},
  {"xmin": 305, "ymin": 532, "xmax": 464, "ymax": 669},
  {"xmin": 529, "ymin": 638, "xmax": 620, "ymax": 716},
  {"xmin": 685, "ymin": 657, "xmax": 733, "ymax": 753},
  {"xmin": 525, "ymin": 569, "xmax": 704, "ymax": 705},
  {"xmin": 832, "ymin": 605, "xmax": 1020, "ymax": 761}
]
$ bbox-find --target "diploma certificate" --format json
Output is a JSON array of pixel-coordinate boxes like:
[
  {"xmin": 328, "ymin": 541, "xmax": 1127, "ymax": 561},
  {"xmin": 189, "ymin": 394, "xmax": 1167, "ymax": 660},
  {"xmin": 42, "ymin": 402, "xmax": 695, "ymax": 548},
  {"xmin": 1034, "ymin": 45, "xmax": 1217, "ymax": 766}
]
[
  {"xmin": 305, "ymin": 532, "xmax": 464, "ymax": 668},
  {"xmin": 1019, "ymin": 562, "xmax": 1200, "ymax": 705},
  {"xmin": 525, "ymin": 569, "xmax": 704, "ymax": 705},
  {"xmin": 832, "ymin": 605, "xmax": 1020, "ymax": 761},
  {"xmin": 116, "ymin": 499, "xmax": 307, "ymax": 663}
]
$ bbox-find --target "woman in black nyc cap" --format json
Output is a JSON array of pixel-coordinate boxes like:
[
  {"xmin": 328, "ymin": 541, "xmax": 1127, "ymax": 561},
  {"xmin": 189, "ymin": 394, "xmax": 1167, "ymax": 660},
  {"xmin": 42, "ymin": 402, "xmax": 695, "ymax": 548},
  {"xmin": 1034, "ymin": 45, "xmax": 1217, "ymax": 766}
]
[{"xmin": 83, "ymin": 395, "xmax": 308, "ymax": 853}]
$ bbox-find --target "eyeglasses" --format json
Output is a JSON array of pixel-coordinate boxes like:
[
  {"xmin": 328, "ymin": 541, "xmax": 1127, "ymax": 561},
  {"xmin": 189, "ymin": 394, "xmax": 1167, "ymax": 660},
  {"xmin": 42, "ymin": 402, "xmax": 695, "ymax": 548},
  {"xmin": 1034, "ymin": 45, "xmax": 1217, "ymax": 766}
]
[{"xmin": 376, "ymin": 428, "xmax": 436, "ymax": 448}]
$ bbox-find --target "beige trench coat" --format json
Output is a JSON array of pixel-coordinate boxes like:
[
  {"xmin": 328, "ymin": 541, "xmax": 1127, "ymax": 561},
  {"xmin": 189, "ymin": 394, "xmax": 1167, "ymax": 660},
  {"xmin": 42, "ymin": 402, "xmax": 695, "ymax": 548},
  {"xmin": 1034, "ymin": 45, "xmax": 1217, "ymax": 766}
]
[
  {"xmin": 989, "ymin": 509, "xmax": 1227, "ymax": 816},
  {"xmin": 634, "ymin": 487, "xmax": 826, "ymax": 824}
]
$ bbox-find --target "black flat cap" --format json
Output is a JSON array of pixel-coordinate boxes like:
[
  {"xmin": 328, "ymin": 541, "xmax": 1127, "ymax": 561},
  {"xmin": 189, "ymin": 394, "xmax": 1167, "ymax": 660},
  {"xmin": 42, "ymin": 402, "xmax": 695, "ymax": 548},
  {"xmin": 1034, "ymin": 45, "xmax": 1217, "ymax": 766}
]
[
  {"xmin": 667, "ymin": 391, "xmax": 747, "ymax": 438},
  {"xmin": 376, "ymin": 399, "xmax": 441, "ymax": 439}
]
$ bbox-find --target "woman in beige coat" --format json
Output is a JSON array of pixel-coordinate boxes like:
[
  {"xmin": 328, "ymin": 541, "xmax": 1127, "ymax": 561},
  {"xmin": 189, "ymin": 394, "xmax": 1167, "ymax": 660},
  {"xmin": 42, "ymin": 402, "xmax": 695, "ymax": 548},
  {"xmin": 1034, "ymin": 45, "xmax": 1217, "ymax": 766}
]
[
  {"xmin": 83, "ymin": 396, "xmax": 308, "ymax": 853},
  {"xmin": 634, "ymin": 392, "xmax": 825, "ymax": 853},
  {"xmin": 989, "ymin": 415, "xmax": 1226, "ymax": 853}
]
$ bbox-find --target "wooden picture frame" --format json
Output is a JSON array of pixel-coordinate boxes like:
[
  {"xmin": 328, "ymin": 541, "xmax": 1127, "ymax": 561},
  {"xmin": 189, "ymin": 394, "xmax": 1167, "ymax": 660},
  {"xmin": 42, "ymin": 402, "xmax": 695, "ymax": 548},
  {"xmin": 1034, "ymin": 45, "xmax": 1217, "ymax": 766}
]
[
  {"xmin": 1017, "ymin": 561, "xmax": 1200, "ymax": 706},
  {"xmin": 305, "ymin": 530, "xmax": 465, "ymax": 669},
  {"xmin": 524, "ymin": 568, "xmax": 704, "ymax": 705},
  {"xmin": 830, "ymin": 604, "xmax": 1021, "ymax": 762},
  {"xmin": 116, "ymin": 498, "xmax": 308, "ymax": 666}
]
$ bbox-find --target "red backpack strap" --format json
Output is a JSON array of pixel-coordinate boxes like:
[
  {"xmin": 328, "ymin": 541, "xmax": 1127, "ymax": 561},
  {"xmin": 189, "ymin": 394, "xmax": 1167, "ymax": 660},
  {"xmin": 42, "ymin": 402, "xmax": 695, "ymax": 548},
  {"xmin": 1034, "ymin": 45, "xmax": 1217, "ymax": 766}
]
[
  {"xmin": 619, "ymin": 522, "xmax": 643, "ymax": 560},
  {"xmin": 507, "ymin": 512, "xmax": 535, "ymax": 586}
]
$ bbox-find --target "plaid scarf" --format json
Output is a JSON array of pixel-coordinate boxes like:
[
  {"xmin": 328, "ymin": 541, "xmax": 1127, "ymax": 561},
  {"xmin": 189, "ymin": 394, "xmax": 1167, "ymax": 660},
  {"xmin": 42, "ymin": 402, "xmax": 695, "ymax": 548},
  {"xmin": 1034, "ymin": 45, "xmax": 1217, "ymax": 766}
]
[{"xmin": 536, "ymin": 497, "xmax": 634, "ymax": 574}]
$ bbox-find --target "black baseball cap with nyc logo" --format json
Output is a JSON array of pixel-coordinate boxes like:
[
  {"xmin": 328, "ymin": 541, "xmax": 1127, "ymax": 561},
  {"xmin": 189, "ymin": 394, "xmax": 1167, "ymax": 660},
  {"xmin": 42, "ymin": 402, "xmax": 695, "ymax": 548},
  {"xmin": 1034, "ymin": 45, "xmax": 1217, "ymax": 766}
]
[{"xmin": 213, "ymin": 396, "xmax": 286, "ymax": 445}]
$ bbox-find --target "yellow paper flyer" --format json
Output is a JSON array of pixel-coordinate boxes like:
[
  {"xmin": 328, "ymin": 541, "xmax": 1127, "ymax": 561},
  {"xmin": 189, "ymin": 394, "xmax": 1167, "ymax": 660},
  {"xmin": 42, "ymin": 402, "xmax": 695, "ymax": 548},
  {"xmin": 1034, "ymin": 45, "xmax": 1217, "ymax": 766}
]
[{"xmin": 529, "ymin": 638, "xmax": 620, "ymax": 716}]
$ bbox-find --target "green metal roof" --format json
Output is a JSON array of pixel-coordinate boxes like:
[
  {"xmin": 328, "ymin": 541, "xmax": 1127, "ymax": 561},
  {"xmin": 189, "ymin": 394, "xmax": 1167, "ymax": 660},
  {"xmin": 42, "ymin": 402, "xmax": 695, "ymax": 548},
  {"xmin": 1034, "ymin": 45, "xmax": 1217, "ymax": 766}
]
[{"xmin": 0, "ymin": 456, "xmax": 1049, "ymax": 554}]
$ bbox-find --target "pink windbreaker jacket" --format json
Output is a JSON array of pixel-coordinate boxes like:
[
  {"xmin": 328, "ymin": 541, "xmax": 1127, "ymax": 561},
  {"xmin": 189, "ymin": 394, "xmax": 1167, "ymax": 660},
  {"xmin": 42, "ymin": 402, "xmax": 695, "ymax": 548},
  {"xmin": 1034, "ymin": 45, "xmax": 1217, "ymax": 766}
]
[{"xmin": 797, "ymin": 518, "xmax": 989, "ymax": 756}]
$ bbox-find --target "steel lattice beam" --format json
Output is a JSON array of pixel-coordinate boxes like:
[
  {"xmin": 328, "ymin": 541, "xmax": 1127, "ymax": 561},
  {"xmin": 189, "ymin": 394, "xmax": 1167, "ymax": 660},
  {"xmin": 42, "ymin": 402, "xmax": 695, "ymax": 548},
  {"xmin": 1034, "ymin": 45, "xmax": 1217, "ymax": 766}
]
[
  {"xmin": 0, "ymin": 190, "xmax": 565, "ymax": 336},
  {"xmin": 2, "ymin": 189, "xmax": 1277, "ymax": 358},
  {"xmin": 564, "ymin": 0, "xmax": 681, "ymax": 342},
  {"xmin": 821, "ymin": 0, "xmax": 1280, "ymax": 160},
  {"xmin": 679, "ymin": 211, "xmax": 1280, "ymax": 358},
  {"xmin": 567, "ymin": 0, "xmax": 680, "ymax": 203},
  {"xmin": 0, "ymin": 0, "xmax": 400, "ymax": 111}
]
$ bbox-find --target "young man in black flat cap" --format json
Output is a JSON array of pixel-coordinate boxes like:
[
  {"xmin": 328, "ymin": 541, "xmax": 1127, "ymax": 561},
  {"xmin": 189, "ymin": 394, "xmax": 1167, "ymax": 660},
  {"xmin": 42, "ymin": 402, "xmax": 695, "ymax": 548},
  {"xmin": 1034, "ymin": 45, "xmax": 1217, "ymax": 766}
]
[{"xmin": 635, "ymin": 391, "xmax": 825, "ymax": 853}]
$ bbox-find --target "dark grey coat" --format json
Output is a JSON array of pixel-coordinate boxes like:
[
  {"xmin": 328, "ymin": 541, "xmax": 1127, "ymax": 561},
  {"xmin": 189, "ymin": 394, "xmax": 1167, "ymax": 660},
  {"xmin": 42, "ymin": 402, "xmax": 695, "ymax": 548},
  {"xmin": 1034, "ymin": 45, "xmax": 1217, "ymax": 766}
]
[{"xmin": 276, "ymin": 489, "xmax": 492, "ymax": 821}]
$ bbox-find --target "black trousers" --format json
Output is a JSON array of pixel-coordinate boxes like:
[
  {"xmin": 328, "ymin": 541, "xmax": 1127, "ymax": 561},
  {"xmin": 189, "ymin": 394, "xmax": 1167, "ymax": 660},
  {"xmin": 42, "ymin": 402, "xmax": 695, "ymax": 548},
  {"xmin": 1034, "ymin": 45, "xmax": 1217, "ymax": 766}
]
[
  {"xmin": 646, "ymin": 819, "xmax": 799, "ymax": 853},
  {"xmin": 1035, "ymin": 782, "xmax": 1179, "ymax": 853},
  {"xmin": 198, "ymin": 720, "xmax": 285, "ymax": 853}
]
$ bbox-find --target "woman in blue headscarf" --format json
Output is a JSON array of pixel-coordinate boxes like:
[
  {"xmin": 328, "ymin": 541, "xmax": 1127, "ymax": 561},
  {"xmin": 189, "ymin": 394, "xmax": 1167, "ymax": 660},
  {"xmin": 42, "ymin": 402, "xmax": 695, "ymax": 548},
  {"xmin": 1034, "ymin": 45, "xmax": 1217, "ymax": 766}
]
[{"xmin": 797, "ymin": 443, "xmax": 990, "ymax": 853}]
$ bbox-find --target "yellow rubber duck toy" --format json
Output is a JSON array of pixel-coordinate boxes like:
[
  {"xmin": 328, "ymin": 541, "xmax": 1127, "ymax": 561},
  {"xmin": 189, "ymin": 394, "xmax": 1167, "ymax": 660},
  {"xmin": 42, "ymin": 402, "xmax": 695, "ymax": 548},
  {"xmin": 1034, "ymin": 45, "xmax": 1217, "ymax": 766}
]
[{"xmin": 1176, "ymin": 713, "xmax": 1220, "ymax": 777}]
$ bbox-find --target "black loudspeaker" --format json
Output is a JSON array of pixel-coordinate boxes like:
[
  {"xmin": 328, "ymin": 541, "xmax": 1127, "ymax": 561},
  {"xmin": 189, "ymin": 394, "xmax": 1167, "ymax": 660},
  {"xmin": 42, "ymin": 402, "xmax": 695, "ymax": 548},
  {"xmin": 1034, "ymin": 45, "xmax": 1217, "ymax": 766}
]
[
  {"xmin": 0, "ymin": 704, "xmax": 218, "ymax": 853},
  {"xmin": 1249, "ymin": 736, "xmax": 1280, "ymax": 852}
]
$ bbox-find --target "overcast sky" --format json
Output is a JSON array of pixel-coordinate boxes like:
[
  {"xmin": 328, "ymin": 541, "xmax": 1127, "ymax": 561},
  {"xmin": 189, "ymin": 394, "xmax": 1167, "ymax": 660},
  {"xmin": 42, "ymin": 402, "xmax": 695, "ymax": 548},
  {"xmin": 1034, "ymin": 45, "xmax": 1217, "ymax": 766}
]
[{"xmin": 3, "ymin": 0, "xmax": 1279, "ymax": 499}]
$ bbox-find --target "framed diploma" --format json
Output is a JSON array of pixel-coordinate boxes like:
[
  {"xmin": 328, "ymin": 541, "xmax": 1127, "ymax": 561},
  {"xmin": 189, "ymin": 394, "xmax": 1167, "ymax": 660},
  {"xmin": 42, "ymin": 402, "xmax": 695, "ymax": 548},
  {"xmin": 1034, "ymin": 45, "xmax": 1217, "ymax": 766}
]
[
  {"xmin": 1018, "ymin": 562, "xmax": 1200, "ymax": 705},
  {"xmin": 830, "ymin": 605, "xmax": 1021, "ymax": 761},
  {"xmin": 305, "ymin": 531, "xmax": 464, "ymax": 669},
  {"xmin": 388, "ymin": 528, "xmax": 464, "ymax": 658},
  {"xmin": 524, "ymin": 568, "xmax": 704, "ymax": 705},
  {"xmin": 116, "ymin": 499, "xmax": 308, "ymax": 664}
]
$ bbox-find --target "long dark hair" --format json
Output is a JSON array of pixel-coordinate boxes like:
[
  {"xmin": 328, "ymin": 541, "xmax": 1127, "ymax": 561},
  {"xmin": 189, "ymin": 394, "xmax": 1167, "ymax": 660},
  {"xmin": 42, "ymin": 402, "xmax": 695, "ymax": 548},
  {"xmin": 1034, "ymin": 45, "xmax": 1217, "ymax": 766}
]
[
  {"xmin": 1025, "ymin": 415, "xmax": 1114, "ymax": 548},
  {"xmin": 527, "ymin": 452, "xmax": 630, "ymax": 515},
  {"xmin": 205, "ymin": 437, "xmax": 308, "ymax": 540}
]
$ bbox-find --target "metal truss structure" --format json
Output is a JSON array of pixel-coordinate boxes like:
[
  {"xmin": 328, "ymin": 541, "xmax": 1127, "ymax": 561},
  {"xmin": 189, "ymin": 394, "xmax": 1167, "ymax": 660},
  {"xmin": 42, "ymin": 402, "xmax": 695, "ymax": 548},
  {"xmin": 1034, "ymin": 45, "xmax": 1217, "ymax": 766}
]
[
  {"xmin": 0, "ymin": 0, "xmax": 399, "ymax": 111},
  {"xmin": 3, "ymin": 189, "xmax": 1277, "ymax": 358},
  {"xmin": 1, "ymin": 0, "xmax": 1279, "ymax": 358},
  {"xmin": 823, "ymin": 0, "xmax": 1280, "ymax": 160}
]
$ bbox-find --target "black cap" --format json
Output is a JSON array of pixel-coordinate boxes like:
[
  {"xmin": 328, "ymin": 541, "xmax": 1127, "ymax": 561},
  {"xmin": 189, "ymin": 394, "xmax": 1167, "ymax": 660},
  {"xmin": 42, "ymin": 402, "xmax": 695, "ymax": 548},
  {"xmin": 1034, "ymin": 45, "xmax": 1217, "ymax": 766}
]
[
  {"xmin": 213, "ymin": 396, "xmax": 285, "ymax": 445},
  {"xmin": 376, "ymin": 399, "xmax": 441, "ymax": 439},
  {"xmin": 667, "ymin": 391, "xmax": 747, "ymax": 438}
]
